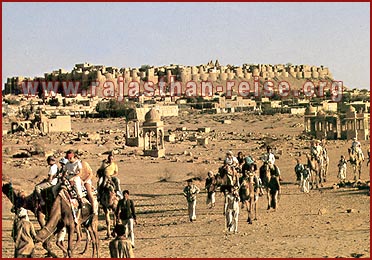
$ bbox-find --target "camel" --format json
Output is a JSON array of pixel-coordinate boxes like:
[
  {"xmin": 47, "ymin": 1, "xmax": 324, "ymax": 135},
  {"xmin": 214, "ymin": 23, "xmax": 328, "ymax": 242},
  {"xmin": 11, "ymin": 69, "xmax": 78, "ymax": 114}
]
[
  {"xmin": 348, "ymin": 148, "xmax": 363, "ymax": 180},
  {"xmin": 97, "ymin": 172, "xmax": 120, "ymax": 239},
  {"xmin": 259, "ymin": 163, "xmax": 281, "ymax": 210},
  {"xmin": 267, "ymin": 175, "xmax": 280, "ymax": 210},
  {"xmin": 2, "ymin": 182, "xmax": 60, "ymax": 257},
  {"xmin": 215, "ymin": 165, "xmax": 240, "ymax": 194},
  {"xmin": 2, "ymin": 182, "xmax": 98, "ymax": 258},
  {"xmin": 239, "ymin": 173, "xmax": 259, "ymax": 224},
  {"xmin": 306, "ymin": 153, "xmax": 322, "ymax": 189},
  {"xmin": 35, "ymin": 188, "xmax": 99, "ymax": 258}
]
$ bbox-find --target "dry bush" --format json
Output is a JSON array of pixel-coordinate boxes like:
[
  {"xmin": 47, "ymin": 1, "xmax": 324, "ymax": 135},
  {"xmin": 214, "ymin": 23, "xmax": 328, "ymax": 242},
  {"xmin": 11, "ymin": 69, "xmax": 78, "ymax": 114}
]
[{"xmin": 159, "ymin": 168, "xmax": 173, "ymax": 182}]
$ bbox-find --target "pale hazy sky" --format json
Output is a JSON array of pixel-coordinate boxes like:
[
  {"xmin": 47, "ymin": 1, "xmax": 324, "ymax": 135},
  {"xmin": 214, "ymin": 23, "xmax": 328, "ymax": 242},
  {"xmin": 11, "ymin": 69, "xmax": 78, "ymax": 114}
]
[{"xmin": 2, "ymin": 2, "xmax": 370, "ymax": 89}]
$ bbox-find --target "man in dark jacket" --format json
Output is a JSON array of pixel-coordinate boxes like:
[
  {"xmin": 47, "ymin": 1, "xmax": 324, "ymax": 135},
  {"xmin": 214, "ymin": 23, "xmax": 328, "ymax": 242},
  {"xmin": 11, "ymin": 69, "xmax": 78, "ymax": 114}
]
[{"xmin": 116, "ymin": 190, "xmax": 137, "ymax": 248}]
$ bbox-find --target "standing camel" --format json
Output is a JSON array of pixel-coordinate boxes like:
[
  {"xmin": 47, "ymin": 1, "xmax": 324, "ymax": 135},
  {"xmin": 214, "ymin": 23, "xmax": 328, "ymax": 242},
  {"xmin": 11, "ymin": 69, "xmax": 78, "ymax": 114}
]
[
  {"xmin": 35, "ymin": 188, "xmax": 99, "ymax": 258},
  {"xmin": 259, "ymin": 163, "xmax": 281, "ymax": 210},
  {"xmin": 215, "ymin": 165, "xmax": 240, "ymax": 195},
  {"xmin": 348, "ymin": 148, "xmax": 363, "ymax": 180},
  {"xmin": 239, "ymin": 172, "xmax": 259, "ymax": 224},
  {"xmin": 306, "ymin": 153, "xmax": 322, "ymax": 189},
  {"xmin": 2, "ymin": 182, "xmax": 96, "ymax": 258},
  {"xmin": 97, "ymin": 173, "xmax": 120, "ymax": 239},
  {"xmin": 2, "ymin": 182, "xmax": 59, "ymax": 257}
]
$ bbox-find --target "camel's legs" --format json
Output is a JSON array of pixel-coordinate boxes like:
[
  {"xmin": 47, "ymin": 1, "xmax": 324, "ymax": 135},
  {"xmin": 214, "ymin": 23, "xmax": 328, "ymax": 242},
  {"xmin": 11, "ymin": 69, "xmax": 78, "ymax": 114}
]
[
  {"xmin": 67, "ymin": 224, "xmax": 76, "ymax": 258},
  {"xmin": 104, "ymin": 208, "xmax": 111, "ymax": 239}
]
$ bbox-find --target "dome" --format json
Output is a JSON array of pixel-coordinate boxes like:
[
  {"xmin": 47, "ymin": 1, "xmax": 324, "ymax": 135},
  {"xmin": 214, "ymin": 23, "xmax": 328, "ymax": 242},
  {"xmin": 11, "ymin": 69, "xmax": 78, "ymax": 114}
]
[
  {"xmin": 145, "ymin": 108, "xmax": 161, "ymax": 122},
  {"xmin": 127, "ymin": 109, "xmax": 138, "ymax": 121},
  {"xmin": 317, "ymin": 110, "xmax": 326, "ymax": 117},
  {"xmin": 347, "ymin": 105, "xmax": 356, "ymax": 112},
  {"xmin": 305, "ymin": 105, "xmax": 317, "ymax": 115}
]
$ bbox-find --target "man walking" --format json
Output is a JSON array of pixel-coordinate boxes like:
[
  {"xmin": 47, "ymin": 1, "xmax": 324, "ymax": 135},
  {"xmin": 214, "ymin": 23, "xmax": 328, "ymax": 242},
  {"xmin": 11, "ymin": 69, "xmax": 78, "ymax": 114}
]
[
  {"xmin": 109, "ymin": 224, "xmax": 134, "ymax": 258},
  {"xmin": 183, "ymin": 179, "xmax": 200, "ymax": 222},
  {"xmin": 116, "ymin": 190, "xmax": 137, "ymax": 248},
  {"xmin": 12, "ymin": 208, "xmax": 37, "ymax": 258}
]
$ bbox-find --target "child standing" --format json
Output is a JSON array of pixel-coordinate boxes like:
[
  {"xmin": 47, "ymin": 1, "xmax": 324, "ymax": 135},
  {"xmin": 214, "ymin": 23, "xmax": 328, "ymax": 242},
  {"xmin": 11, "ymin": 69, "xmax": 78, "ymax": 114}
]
[{"xmin": 337, "ymin": 155, "xmax": 347, "ymax": 182}]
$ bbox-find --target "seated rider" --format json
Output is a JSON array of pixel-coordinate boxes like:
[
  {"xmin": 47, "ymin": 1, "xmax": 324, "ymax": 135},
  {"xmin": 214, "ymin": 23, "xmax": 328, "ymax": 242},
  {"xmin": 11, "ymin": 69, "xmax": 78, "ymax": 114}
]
[
  {"xmin": 34, "ymin": 156, "xmax": 59, "ymax": 207},
  {"xmin": 51, "ymin": 157, "xmax": 69, "ymax": 197},
  {"xmin": 224, "ymin": 151, "xmax": 239, "ymax": 169},
  {"xmin": 351, "ymin": 137, "xmax": 361, "ymax": 152},
  {"xmin": 262, "ymin": 146, "xmax": 276, "ymax": 170},
  {"xmin": 294, "ymin": 158, "xmax": 304, "ymax": 182},
  {"xmin": 78, "ymin": 156, "xmax": 98, "ymax": 215},
  {"xmin": 241, "ymin": 157, "xmax": 263, "ymax": 196},
  {"xmin": 351, "ymin": 137, "xmax": 364, "ymax": 160},
  {"xmin": 98, "ymin": 153, "xmax": 123, "ymax": 199},
  {"xmin": 310, "ymin": 140, "xmax": 323, "ymax": 163},
  {"xmin": 64, "ymin": 150, "xmax": 84, "ymax": 208}
]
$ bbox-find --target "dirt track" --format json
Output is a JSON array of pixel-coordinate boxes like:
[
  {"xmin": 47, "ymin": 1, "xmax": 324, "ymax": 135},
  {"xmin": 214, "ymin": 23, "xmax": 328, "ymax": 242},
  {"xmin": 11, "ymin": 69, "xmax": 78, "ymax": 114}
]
[{"xmin": 2, "ymin": 112, "xmax": 370, "ymax": 258}]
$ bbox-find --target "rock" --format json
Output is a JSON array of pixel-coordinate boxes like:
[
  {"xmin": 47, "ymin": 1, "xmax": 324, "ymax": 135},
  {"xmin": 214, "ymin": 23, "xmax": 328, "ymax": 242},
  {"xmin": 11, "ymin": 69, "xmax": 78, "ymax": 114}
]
[
  {"xmin": 318, "ymin": 208, "xmax": 327, "ymax": 215},
  {"xmin": 88, "ymin": 133, "xmax": 101, "ymax": 141},
  {"xmin": 12, "ymin": 151, "xmax": 32, "ymax": 158},
  {"xmin": 346, "ymin": 209, "xmax": 355, "ymax": 213}
]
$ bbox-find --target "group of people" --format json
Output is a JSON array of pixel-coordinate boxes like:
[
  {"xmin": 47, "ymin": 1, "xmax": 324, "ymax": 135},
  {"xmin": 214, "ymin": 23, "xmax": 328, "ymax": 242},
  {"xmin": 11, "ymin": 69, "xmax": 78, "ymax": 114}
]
[
  {"xmin": 11, "ymin": 205, "xmax": 135, "ymax": 258},
  {"xmin": 183, "ymin": 147, "xmax": 279, "ymax": 233},
  {"xmin": 12, "ymin": 150, "xmax": 137, "ymax": 258},
  {"xmin": 294, "ymin": 137, "xmax": 366, "ymax": 192}
]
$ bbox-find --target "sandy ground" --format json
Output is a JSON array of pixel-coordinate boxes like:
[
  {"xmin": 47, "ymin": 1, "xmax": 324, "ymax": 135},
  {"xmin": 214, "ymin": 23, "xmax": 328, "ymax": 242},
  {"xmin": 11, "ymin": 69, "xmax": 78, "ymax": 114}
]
[{"xmin": 2, "ymin": 112, "xmax": 370, "ymax": 258}]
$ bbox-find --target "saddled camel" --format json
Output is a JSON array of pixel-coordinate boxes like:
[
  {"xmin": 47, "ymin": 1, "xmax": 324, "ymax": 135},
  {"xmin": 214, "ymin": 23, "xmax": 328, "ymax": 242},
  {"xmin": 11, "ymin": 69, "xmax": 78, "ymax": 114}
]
[
  {"xmin": 239, "ymin": 173, "xmax": 259, "ymax": 224},
  {"xmin": 2, "ymin": 182, "xmax": 61, "ymax": 257},
  {"xmin": 215, "ymin": 165, "xmax": 240, "ymax": 194},
  {"xmin": 259, "ymin": 163, "xmax": 281, "ymax": 210},
  {"xmin": 35, "ymin": 188, "xmax": 99, "ymax": 258},
  {"xmin": 96, "ymin": 172, "xmax": 120, "ymax": 239},
  {"xmin": 306, "ymin": 153, "xmax": 322, "ymax": 189},
  {"xmin": 267, "ymin": 175, "xmax": 280, "ymax": 210},
  {"xmin": 348, "ymin": 148, "xmax": 364, "ymax": 180}
]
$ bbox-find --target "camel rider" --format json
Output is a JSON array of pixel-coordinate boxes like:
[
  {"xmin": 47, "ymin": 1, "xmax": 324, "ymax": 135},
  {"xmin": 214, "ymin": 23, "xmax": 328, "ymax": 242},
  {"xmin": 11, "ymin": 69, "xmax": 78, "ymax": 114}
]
[
  {"xmin": 294, "ymin": 158, "xmax": 304, "ymax": 182},
  {"xmin": 224, "ymin": 151, "xmax": 239, "ymax": 169},
  {"xmin": 351, "ymin": 137, "xmax": 361, "ymax": 151},
  {"xmin": 34, "ymin": 156, "xmax": 59, "ymax": 207},
  {"xmin": 262, "ymin": 146, "xmax": 276, "ymax": 170},
  {"xmin": 98, "ymin": 153, "xmax": 123, "ymax": 199},
  {"xmin": 51, "ymin": 157, "xmax": 69, "ymax": 198},
  {"xmin": 78, "ymin": 157, "xmax": 98, "ymax": 215},
  {"xmin": 320, "ymin": 140, "xmax": 328, "ymax": 160},
  {"xmin": 351, "ymin": 137, "xmax": 364, "ymax": 160},
  {"xmin": 311, "ymin": 140, "xmax": 323, "ymax": 163},
  {"xmin": 59, "ymin": 158, "xmax": 68, "ymax": 174},
  {"xmin": 65, "ymin": 150, "xmax": 84, "ymax": 208},
  {"xmin": 241, "ymin": 157, "xmax": 264, "ymax": 197}
]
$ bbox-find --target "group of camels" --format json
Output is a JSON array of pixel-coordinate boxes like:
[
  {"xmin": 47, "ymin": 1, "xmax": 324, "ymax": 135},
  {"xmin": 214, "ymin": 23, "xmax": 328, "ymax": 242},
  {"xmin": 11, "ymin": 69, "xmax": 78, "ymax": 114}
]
[
  {"xmin": 2, "ymin": 168, "xmax": 119, "ymax": 258},
  {"xmin": 2, "ymin": 143, "xmax": 367, "ymax": 258},
  {"xmin": 306, "ymin": 144, "xmax": 366, "ymax": 190},
  {"xmin": 212, "ymin": 159, "xmax": 281, "ymax": 225}
]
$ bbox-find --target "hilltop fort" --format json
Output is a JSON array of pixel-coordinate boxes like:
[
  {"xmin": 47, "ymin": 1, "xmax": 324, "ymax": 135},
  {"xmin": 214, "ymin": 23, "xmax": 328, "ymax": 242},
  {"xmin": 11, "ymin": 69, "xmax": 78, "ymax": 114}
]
[{"xmin": 4, "ymin": 60, "xmax": 336, "ymax": 96}]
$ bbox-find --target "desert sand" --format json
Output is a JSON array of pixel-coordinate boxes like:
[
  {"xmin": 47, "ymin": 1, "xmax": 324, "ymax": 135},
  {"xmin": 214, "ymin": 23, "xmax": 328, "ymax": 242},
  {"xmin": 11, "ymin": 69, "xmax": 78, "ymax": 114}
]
[{"xmin": 2, "ymin": 111, "xmax": 370, "ymax": 258}]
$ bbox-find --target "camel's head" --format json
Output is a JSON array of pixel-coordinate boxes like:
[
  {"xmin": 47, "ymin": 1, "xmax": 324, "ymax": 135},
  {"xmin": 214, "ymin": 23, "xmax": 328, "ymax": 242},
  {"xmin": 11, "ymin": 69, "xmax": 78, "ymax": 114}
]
[
  {"xmin": 2, "ymin": 182, "xmax": 27, "ymax": 210},
  {"xmin": 2, "ymin": 182, "xmax": 13, "ymax": 199}
]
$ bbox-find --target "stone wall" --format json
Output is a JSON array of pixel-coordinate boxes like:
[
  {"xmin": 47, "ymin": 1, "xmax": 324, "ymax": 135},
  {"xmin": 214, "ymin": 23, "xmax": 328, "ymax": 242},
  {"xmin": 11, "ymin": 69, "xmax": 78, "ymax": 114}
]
[{"xmin": 5, "ymin": 61, "xmax": 335, "ymax": 95}]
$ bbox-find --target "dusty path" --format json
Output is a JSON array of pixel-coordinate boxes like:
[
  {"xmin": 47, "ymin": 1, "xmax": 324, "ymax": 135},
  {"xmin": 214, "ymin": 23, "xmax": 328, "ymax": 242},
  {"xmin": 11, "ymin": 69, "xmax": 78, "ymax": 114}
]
[{"xmin": 2, "ymin": 113, "xmax": 370, "ymax": 258}]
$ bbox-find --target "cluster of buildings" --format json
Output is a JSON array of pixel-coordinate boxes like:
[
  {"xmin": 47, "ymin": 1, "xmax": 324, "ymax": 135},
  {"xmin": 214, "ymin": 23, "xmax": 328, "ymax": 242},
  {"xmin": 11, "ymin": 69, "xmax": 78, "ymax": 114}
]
[
  {"xmin": 3, "ymin": 61, "xmax": 370, "ymax": 147},
  {"xmin": 4, "ymin": 61, "xmax": 333, "ymax": 96}
]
